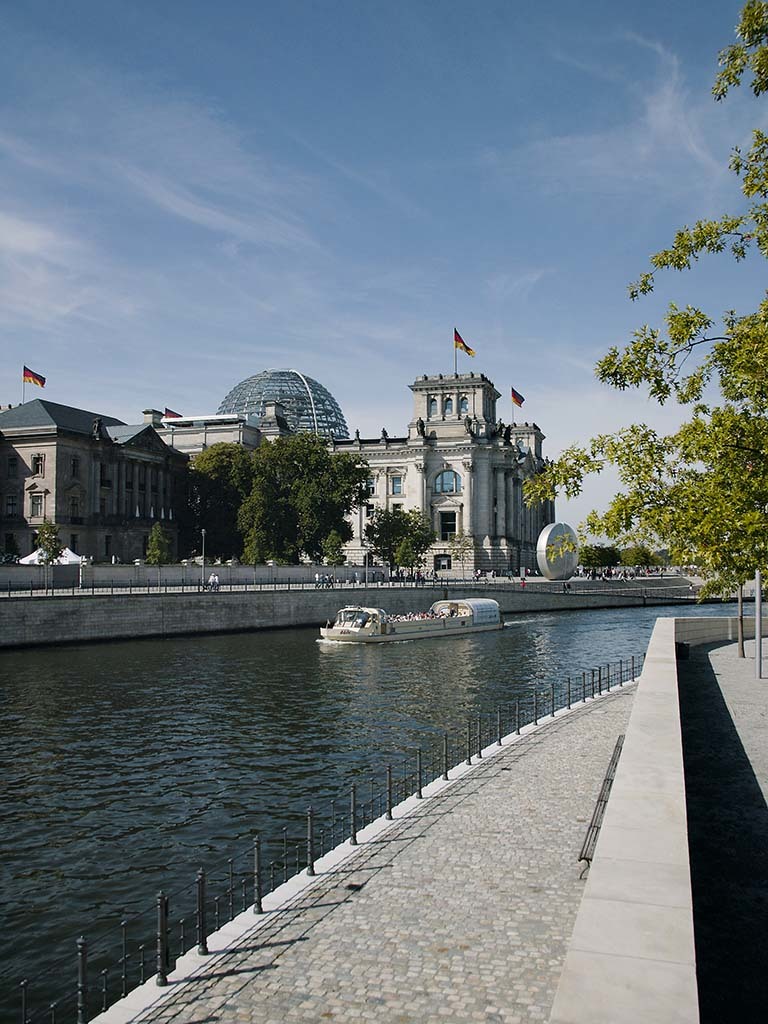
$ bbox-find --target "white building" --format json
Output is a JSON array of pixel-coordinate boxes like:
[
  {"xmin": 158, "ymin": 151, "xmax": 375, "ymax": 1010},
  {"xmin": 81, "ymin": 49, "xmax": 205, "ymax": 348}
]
[{"xmin": 333, "ymin": 372, "xmax": 555, "ymax": 574}]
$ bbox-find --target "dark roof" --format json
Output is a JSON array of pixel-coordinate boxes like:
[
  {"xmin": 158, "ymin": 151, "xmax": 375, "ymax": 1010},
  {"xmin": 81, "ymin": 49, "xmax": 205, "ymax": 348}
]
[
  {"xmin": 0, "ymin": 399, "xmax": 125, "ymax": 435},
  {"xmin": 107, "ymin": 425, "xmax": 148, "ymax": 443}
]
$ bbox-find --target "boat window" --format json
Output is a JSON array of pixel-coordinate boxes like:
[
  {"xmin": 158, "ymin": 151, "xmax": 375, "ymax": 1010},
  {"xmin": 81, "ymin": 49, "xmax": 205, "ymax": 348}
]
[
  {"xmin": 352, "ymin": 612, "xmax": 369, "ymax": 627},
  {"xmin": 434, "ymin": 470, "xmax": 461, "ymax": 493}
]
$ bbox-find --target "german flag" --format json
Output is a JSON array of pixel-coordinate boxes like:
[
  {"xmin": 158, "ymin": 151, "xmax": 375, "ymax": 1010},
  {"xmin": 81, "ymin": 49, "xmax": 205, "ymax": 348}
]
[
  {"xmin": 511, "ymin": 386, "xmax": 525, "ymax": 408},
  {"xmin": 23, "ymin": 366, "xmax": 45, "ymax": 388},
  {"xmin": 454, "ymin": 328, "xmax": 475, "ymax": 357}
]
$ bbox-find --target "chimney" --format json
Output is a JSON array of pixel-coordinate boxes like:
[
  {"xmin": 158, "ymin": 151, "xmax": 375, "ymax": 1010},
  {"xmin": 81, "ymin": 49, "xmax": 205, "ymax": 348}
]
[{"xmin": 143, "ymin": 408, "xmax": 163, "ymax": 426}]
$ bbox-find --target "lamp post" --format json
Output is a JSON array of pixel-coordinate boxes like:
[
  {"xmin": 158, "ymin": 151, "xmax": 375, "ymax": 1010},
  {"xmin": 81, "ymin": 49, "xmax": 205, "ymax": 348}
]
[{"xmin": 201, "ymin": 529, "xmax": 206, "ymax": 590}]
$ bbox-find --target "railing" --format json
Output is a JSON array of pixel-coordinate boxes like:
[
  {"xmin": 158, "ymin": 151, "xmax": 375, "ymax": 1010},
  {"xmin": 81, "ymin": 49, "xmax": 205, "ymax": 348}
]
[
  {"xmin": 12, "ymin": 653, "xmax": 643, "ymax": 1023},
  {"xmin": 0, "ymin": 576, "xmax": 698, "ymax": 602}
]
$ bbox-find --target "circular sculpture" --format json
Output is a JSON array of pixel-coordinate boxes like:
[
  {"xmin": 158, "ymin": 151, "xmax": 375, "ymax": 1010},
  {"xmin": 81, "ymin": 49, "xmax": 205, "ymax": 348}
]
[
  {"xmin": 536, "ymin": 522, "xmax": 579, "ymax": 581},
  {"xmin": 218, "ymin": 368, "xmax": 349, "ymax": 439}
]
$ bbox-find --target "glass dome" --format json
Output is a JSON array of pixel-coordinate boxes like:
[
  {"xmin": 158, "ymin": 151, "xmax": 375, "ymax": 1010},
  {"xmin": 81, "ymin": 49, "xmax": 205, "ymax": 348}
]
[{"xmin": 218, "ymin": 368, "xmax": 349, "ymax": 439}]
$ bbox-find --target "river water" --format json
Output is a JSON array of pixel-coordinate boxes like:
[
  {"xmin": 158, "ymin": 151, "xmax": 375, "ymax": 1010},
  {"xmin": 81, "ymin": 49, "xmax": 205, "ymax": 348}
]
[{"xmin": 0, "ymin": 602, "xmax": 728, "ymax": 1018}]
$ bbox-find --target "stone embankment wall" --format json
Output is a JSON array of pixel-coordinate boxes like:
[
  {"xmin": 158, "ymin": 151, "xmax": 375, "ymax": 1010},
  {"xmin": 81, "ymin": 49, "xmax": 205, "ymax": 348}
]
[{"xmin": 0, "ymin": 582, "xmax": 696, "ymax": 650}]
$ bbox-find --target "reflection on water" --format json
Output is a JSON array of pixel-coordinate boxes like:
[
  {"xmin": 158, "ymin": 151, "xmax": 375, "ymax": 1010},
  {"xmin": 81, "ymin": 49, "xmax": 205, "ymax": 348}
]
[{"xmin": 0, "ymin": 602, "xmax": 726, "ymax": 1012}]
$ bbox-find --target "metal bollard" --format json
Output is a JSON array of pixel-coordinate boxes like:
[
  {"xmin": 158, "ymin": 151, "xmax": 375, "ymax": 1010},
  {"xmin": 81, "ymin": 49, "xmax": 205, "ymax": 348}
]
[
  {"xmin": 196, "ymin": 869, "xmax": 209, "ymax": 953},
  {"xmin": 20, "ymin": 979, "xmax": 29, "ymax": 1024},
  {"xmin": 253, "ymin": 835, "xmax": 263, "ymax": 913},
  {"xmin": 75, "ymin": 937, "xmax": 88, "ymax": 1024},
  {"xmin": 282, "ymin": 828, "xmax": 288, "ymax": 883},
  {"xmin": 228, "ymin": 859, "xmax": 234, "ymax": 921},
  {"xmin": 156, "ymin": 893, "xmax": 169, "ymax": 986},
  {"xmin": 386, "ymin": 765, "xmax": 393, "ymax": 820},
  {"xmin": 416, "ymin": 750, "xmax": 423, "ymax": 799},
  {"xmin": 350, "ymin": 784, "xmax": 358, "ymax": 845},
  {"xmin": 306, "ymin": 806, "xmax": 315, "ymax": 876}
]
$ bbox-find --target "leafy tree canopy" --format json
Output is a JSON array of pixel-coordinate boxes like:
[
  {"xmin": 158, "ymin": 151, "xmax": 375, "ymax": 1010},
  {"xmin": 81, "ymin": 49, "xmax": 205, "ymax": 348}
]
[
  {"xmin": 187, "ymin": 443, "xmax": 257, "ymax": 560},
  {"xmin": 620, "ymin": 544, "xmax": 657, "ymax": 568},
  {"xmin": 526, "ymin": 3, "xmax": 768, "ymax": 597},
  {"xmin": 239, "ymin": 434, "xmax": 368, "ymax": 564},
  {"xmin": 36, "ymin": 519, "xmax": 63, "ymax": 565},
  {"xmin": 146, "ymin": 523, "xmax": 172, "ymax": 565},
  {"xmin": 322, "ymin": 529, "xmax": 347, "ymax": 566},
  {"xmin": 580, "ymin": 544, "xmax": 621, "ymax": 569},
  {"xmin": 448, "ymin": 530, "xmax": 474, "ymax": 577},
  {"xmin": 365, "ymin": 507, "xmax": 436, "ymax": 569}
]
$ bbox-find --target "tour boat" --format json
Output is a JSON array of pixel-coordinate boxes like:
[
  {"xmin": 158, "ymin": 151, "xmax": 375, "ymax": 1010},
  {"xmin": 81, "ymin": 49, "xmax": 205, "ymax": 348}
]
[{"xmin": 319, "ymin": 598, "xmax": 502, "ymax": 643}]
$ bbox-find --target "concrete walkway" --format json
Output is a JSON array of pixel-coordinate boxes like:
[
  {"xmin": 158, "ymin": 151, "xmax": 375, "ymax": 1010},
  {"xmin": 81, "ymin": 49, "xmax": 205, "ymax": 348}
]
[
  {"xmin": 109, "ymin": 688, "xmax": 635, "ymax": 1024},
  {"xmin": 677, "ymin": 638, "xmax": 768, "ymax": 1024}
]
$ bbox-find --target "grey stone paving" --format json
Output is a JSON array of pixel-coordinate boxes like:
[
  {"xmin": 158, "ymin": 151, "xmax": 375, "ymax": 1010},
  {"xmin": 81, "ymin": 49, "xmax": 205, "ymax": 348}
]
[{"xmin": 128, "ymin": 689, "xmax": 635, "ymax": 1024}]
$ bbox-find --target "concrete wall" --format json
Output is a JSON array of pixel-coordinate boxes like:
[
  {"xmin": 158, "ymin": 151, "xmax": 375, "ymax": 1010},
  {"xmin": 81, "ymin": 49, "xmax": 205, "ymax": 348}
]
[
  {"xmin": 0, "ymin": 584, "xmax": 701, "ymax": 650},
  {"xmin": 549, "ymin": 614, "xmax": 764, "ymax": 1024}
]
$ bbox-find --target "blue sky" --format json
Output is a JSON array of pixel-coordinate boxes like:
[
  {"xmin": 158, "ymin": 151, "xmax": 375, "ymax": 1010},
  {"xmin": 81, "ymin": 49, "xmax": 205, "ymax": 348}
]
[{"xmin": 2, "ymin": 0, "xmax": 765, "ymax": 531}]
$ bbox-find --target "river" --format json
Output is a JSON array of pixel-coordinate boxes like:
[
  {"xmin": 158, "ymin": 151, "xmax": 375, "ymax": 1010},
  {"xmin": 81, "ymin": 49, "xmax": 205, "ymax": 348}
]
[{"xmin": 0, "ymin": 601, "xmax": 730, "ymax": 1019}]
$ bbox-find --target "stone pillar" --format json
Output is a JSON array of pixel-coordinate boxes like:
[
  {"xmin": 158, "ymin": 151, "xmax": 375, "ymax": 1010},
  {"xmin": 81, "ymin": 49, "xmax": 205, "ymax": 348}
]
[
  {"xmin": 495, "ymin": 468, "xmax": 506, "ymax": 538},
  {"xmin": 461, "ymin": 461, "xmax": 473, "ymax": 535}
]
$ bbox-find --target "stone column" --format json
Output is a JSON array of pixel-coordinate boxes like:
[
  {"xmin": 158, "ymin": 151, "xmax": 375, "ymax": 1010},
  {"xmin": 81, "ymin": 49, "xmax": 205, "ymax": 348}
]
[
  {"xmin": 495, "ymin": 468, "xmax": 506, "ymax": 538},
  {"xmin": 461, "ymin": 461, "xmax": 473, "ymax": 535}
]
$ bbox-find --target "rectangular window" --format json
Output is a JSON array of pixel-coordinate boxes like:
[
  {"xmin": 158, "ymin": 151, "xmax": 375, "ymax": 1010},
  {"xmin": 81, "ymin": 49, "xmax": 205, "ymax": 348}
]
[
  {"xmin": 70, "ymin": 534, "xmax": 79, "ymax": 552},
  {"xmin": 390, "ymin": 475, "xmax": 402, "ymax": 495},
  {"xmin": 31, "ymin": 494, "xmax": 43, "ymax": 517},
  {"xmin": 71, "ymin": 457, "xmax": 80, "ymax": 479},
  {"xmin": 6, "ymin": 495, "xmax": 17, "ymax": 516},
  {"xmin": 7, "ymin": 456, "xmax": 18, "ymax": 478},
  {"xmin": 434, "ymin": 554, "xmax": 452, "ymax": 571},
  {"xmin": 365, "ymin": 504, "xmax": 374, "ymax": 518},
  {"xmin": 439, "ymin": 511, "xmax": 456, "ymax": 541},
  {"xmin": 69, "ymin": 497, "xmax": 80, "ymax": 518},
  {"xmin": 366, "ymin": 478, "xmax": 376, "ymax": 497},
  {"xmin": 32, "ymin": 454, "xmax": 44, "ymax": 476}
]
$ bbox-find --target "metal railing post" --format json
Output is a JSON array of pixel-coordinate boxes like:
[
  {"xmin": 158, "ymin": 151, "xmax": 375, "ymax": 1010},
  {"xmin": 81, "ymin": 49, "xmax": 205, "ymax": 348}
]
[
  {"xmin": 515, "ymin": 698, "xmax": 520, "ymax": 734},
  {"xmin": 76, "ymin": 937, "xmax": 88, "ymax": 1023},
  {"xmin": 442, "ymin": 732, "xmax": 449, "ymax": 780},
  {"xmin": 253, "ymin": 835, "xmax": 263, "ymax": 913},
  {"xmin": 196, "ymin": 869, "xmax": 209, "ymax": 954},
  {"xmin": 598, "ymin": 666, "xmax": 602, "ymax": 694},
  {"xmin": 20, "ymin": 979, "xmax": 28, "ymax": 1024},
  {"xmin": 533, "ymin": 689, "xmax": 538, "ymax": 725},
  {"xmin": 416, "ymin": 750, "xmax": 423, "ymax": 799},
  {"xmin": 631, "ymin": 655, "xmax": 635, "ymax": 680},
  {"xmin": 582, "ymin": 671, "xmax": 587, "ymax": 701},
  {"xmin": 550, "ymin": 682, "xmax": 555, "ymax": 717},
  {"xmin": 350, "ymin": 784, "xmax": 358, "ymax": 845},
  {"xmin": 476, "ymin": 714, "xmax": 483, "ymax": 758},
  {"xmin": 567, "ymin": 675, "xmax": 571, "ymax": 709},
  {"xmin": 386, "ymin": 765, "xmax": 393, "ymax": 820},
  {"xmin": 156, "ymin": 892, "xmax": 169, "ymax": 986},
  {"xmin": 306, "ymin": 806, "xmax": 315, "ymax": 875},
  {"xmin": 591, "ymin": 668, "xmax": 595, "ymax": 698},
  {"xmin": 497, "ymin": 707, "xmax": 502, "ymax": 746},
  {"xmin": 465, "ymin": 719, "xmax": 472, "ymax": 765}
]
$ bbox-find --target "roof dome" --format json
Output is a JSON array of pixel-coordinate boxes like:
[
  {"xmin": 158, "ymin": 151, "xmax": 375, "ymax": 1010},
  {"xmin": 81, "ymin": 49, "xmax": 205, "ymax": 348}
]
[{"xmin": 218, "ymin": 368, "xmax": 349, "ymax": 439}]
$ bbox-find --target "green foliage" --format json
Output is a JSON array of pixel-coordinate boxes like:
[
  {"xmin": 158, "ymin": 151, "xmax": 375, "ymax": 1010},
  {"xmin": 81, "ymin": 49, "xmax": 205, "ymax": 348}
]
[
  {"xmin": 580, "ymin": 544, "xmax": 621, "ymax": 569},
  {"xmin": 448, "ymin": 530, "xmax": 474, "ymax": 577},
  {"xmin": 366, "ymin": 507, "xmax": 436, "ymax": 569},
  {"xmin": 187, "ymin": 443, "xmax": 257, "ymax": 559},
  {"xmin": 36, "ymin": 519, "xmax": 63, "ymax": 565},
  {"xmin": 322, "ymin": 529, "xmax": 347, "ymax": 566},
  {"xmin": 239, "ymin": 434, "xmax": 368, "ymax": 564},
  {"xmin": 146, "ymin": 523, "xmax": 172, "ymax": 565},
  {"xmin": 620, "ymin": 544, "xmax": 656, "ymax": 567},
  {"xmin": 526, "ymin": 5, "xmax": 768, "ymax": 597},
  {"xmin": 394, "ymin": 538, "xmax": 422, "ymax": 571}
]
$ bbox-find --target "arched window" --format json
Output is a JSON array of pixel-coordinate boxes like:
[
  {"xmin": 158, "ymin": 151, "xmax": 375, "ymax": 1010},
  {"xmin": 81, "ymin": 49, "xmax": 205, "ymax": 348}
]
[
  {"xmin": 459, "ymin": 395, "xmax": 469, "ymax": 415},
  {"xmin": 434, "ymin": 470, "xmax": 461, "ymax": 493},
  {"xmin": 444, "ymin": 397, "xmax": 453, "ymax": 415},
  {"xmin": 428, "ymin": 397, "xmax": 437, "ymax": 417}
]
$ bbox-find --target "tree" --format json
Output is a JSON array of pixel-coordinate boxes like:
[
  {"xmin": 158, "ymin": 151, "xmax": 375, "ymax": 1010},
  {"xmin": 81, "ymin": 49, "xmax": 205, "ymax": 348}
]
[
  {"xmin": 186, "ymin": 443, "xmax": 256, "ymax": 560},
  {"xmin": 36, "ymin": 519, "xmax": 63, "ymax": 565},
  {"xmin": 322, "ymin": 529, "xmax": 346, "ymax": 566},
  {"xmin": 620, "ymin": 544, "xmax": 655, "ymax": 568},
  {"xmin": 580, "ymin": 544, "xmax": 621, "ymax": 570},
  {"xmin": 366, "ymin": 508, "xmax": 436, "ymax": 570},
  {"xmin": 146, "ymin": 523, "xmax": 172, "ymax": 565},
  {"xmin": 525, "ymin": 3, "xmax": 768, "ymax": 600},
  {"xmin": 239, "ymin": 434, "xmax": 368, "ymax": 564},
  {"xmin": 448, "ymin": 531, "xmax": 474, "ymax": 579}
]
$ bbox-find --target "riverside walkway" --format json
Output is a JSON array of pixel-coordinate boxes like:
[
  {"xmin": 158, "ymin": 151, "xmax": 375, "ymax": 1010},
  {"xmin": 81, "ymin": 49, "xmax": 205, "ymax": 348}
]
[{"xmin": 104, "ymin": 685, "xmax": 636, "ymax": 1024}]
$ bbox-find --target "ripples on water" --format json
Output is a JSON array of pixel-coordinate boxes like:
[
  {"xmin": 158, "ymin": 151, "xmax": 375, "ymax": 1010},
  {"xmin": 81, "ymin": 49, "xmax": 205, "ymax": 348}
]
[{"xmin": 0, "ymin": 602, "xmax": 727, "ymax": 1012}]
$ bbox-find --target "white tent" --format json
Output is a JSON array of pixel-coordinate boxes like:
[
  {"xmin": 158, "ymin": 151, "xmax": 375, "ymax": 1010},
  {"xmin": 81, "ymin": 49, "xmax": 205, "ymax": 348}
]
[{"xmin": 19, "ymin": 547, "xmax": 82, "ymax": 565}]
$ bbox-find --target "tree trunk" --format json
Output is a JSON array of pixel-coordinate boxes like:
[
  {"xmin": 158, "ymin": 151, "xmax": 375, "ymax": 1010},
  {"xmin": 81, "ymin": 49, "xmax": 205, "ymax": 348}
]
[{"xmin": 737, "ymin": 583, "xmax": 745, "ymax": 658}]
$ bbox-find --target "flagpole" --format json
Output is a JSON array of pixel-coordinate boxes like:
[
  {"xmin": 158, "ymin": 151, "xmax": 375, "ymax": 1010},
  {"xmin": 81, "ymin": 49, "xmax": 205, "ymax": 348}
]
[{"xmin": 453, "ymin": 331, "xmax": 457, "ymax": 375}]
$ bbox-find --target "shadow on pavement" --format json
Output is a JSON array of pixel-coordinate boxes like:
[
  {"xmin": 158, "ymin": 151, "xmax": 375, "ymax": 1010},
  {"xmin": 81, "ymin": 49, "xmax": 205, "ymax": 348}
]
[{"xmin": 678, "ymin": 644, "xmax": 768, "ymax": 1024}]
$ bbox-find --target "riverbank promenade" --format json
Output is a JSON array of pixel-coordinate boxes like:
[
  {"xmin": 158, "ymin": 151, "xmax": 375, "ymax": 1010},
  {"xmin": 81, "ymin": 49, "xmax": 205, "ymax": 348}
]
[
  {"xmin": 105, "ymin": 685, "xmax": 636, "ymax": 1024},
  {"xmin": 99, "ymin": 632, "xmax": 767, "ymax": 1024}
]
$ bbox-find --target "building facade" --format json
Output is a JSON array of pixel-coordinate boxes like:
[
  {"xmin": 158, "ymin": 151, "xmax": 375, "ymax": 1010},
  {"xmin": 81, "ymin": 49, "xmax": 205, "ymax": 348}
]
[
  {"xmin": 333, "ymin": 372, "xmax": 555, "ymax": 574},
  {"xmin": 0, "ymin": 401, "xmax": 188, "ymax": 562}
]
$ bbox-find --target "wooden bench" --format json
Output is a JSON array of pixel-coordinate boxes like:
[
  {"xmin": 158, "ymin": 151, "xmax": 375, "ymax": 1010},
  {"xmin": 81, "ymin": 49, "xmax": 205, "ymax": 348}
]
[{"xmin": 578, "ymin": 734, "xmax": 625, "ymax": 877}]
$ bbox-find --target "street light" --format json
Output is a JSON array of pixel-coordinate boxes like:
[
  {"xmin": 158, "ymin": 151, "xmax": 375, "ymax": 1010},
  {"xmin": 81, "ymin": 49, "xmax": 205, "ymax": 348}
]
[{"xmin": 201, "ymin": 529, "xmax": 206, "ymax": 590}]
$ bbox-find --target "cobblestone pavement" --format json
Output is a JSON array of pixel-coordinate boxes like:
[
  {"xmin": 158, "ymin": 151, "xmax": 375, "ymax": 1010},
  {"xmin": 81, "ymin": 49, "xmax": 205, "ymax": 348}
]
[{"xmin": 129, "ymin": 688, "xmax": 635, "ymax": 1024}]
